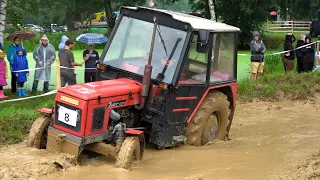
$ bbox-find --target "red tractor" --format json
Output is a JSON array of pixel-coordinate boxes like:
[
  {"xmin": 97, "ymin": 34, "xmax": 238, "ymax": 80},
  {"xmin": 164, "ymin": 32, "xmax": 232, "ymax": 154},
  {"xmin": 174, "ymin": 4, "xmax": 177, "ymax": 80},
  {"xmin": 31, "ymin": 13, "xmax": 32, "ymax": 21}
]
[{"xmin": 27, "ymin": 6, "xmax": 240, "ymax": 169}]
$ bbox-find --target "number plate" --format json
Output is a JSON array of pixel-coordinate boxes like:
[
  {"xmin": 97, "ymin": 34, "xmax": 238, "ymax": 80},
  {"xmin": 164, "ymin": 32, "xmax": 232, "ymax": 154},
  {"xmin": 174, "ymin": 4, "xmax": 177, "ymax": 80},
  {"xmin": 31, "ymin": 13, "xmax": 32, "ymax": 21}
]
[{"xmin": 58, "ymin": 106, "xmax": 78, "ymax": 127}]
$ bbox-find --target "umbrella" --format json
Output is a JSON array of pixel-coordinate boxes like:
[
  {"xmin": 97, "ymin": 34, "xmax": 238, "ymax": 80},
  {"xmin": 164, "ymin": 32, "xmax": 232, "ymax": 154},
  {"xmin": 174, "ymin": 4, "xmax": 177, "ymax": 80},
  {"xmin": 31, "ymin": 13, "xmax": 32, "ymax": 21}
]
[
  {"xmin": 76, "ymin": 33, "xmax": 108, "ymax": 44},
  {"xmin": 6, "ymin": 31, "xmax": 36, "ymax": 41},
  {"xmin": 270, "ymin": 11, "xmax": 277, "ymax": 16}
]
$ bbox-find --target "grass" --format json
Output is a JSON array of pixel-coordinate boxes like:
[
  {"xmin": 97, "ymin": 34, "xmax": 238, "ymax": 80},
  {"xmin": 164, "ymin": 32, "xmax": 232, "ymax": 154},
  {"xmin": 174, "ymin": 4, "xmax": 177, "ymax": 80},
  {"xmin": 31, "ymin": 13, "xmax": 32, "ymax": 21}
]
[
  {"xmin": 0, "ymin": 91, "xmax": 55, "ymax": 144},
  {"xmin": 238, "ymin": 68, "xmax": 320, "ymax": 102}
]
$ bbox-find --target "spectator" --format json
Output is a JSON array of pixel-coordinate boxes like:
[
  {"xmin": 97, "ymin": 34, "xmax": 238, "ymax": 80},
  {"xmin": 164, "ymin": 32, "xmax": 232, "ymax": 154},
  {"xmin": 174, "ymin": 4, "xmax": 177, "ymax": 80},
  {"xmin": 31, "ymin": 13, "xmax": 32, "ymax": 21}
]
[
  {"xmin": 58, "ymin": 35, "xmax": 69, "ymax": 50},
  {"xmin": 0, "ymin": 50, "xmax": 8, "ymax": 99},
  {"xmin": 283, "ymin": 33, "xmax": 296, "ymax": 72},
  {"xmin": 7, "ymin": 37, "xmax": 26, "ymax": 93},
  {"xmin": 32, "ymin": 34, "xmax": 56, "ymax": 94},
  {"xmin": 295, "ymin": 34, "xmax": 306, "ymax": 73},
  {"xmin": 83, "ymin": 44, "xmax": 99, "ymax": 83},
  {"xmin": 58, "ymin": 40, "xmax": 83, "ymax": 87},
  {"xmin": 13, "ymin": 46, "xmax": 29, "ymax": 97},
  {"xmin": 250, "ymin": 31, "xmax": 266, "ymax": 81},
  {"xmin": 0, "ymin": 42, "xmax": 3, "ymax": 51},
  {"xmin": 303, "ymin": 35, "xmax": 315, "ymax": 72}
]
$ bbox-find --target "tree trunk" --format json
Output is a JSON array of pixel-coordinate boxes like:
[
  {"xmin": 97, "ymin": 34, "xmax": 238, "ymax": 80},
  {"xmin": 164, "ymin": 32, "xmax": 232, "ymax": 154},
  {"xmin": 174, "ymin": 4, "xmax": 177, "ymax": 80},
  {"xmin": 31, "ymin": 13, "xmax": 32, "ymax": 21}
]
[
  {"xmin": 104, "ymin": 0, "xmax": 113, "ymax": 37},
  {"xmin": 66, "ymin": 0, "xmax": 75, "ymax": 31},
  {"xmin": 208, "ymin": 0, "xmax": 216, "ymax": 21},
  {"xmin": 0, "ymin": 0, "xmax": 7, "ymax": 46},
  {"xmin": 146, "ymin": 0, "xmax": 156, "ymax": 8}
]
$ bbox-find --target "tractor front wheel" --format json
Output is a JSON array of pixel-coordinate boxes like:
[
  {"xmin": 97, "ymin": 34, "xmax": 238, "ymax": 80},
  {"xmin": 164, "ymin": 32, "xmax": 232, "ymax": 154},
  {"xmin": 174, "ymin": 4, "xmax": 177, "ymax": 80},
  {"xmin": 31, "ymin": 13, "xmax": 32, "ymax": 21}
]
[
  {"xmin": 27, "ymin": 116, "xmax": 51, "ymax": 149},
  {"xmin": 185, "ymin": 91, "xmax": 230, "ymax": 146},
  {"xmin": 115, "ymin": 136, "xmax": 141, "ymax": 169}
]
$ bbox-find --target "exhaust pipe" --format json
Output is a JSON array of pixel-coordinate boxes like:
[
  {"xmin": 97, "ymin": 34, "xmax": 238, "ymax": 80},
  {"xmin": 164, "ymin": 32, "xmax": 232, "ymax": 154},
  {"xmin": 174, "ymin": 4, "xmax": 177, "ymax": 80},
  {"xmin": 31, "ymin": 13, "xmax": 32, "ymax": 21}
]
[{"xmin": 135, "ymin": 18, "xmax": 157, "ymax": 110}]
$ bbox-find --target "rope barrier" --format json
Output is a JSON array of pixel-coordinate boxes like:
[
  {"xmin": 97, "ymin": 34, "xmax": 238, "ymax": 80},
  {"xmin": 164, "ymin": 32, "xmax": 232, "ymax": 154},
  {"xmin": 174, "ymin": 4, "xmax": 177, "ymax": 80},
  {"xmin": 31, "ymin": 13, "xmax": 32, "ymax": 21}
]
[{"xmin": 0, "ymin": 90, "xmax": 57, "ymax": 104}]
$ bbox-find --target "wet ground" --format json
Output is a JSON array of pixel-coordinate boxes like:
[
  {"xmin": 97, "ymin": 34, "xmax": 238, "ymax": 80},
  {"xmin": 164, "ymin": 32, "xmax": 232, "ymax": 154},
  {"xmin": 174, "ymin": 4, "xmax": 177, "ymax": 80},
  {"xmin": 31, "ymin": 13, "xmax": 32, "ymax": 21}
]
[{"xmin": 1, "ymin": 97, "xmax": 320, "ymax": 180}]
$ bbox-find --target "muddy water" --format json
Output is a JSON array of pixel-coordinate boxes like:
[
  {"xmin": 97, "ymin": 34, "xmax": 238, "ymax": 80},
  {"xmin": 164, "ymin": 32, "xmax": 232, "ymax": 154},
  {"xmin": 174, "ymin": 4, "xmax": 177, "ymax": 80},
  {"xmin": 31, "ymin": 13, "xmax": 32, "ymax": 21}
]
[{"xmin": 2, "ymin": 98, "xmax": 320, "ymax": 180}]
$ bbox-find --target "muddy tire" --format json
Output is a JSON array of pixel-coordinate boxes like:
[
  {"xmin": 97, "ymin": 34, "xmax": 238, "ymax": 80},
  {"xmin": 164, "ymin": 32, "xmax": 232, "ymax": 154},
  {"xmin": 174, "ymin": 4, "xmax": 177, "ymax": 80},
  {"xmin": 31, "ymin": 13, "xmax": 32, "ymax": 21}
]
[
  {"xmin": 115, "ymin": 136, "xmax": 141, "ymax": 169},
  {"xmin": 185, "ymin": 91, "xmax": 230, "ymax": 146},
  {"xmin": 27, "ymin": 116, "xmax": 51, "ymax": 149}
]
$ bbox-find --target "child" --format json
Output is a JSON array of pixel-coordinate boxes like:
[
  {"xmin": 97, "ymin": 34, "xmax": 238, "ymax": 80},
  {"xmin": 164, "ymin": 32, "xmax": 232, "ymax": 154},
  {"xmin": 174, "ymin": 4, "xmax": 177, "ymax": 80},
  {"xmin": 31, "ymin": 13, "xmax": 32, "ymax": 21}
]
[
  {"xmin": 0, "ymin": 50, "xmax": 8, "ymax": 99},
  {"xmin": 13, "ymin": 46, "xmax": 29, "ymax": 97}
]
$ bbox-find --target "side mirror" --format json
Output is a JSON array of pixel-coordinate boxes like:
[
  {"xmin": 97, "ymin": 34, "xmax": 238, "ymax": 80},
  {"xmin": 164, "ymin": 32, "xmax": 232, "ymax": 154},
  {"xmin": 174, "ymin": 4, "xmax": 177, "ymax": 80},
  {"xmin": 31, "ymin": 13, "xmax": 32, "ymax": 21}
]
[{"xmin": 197, "ymin": 30, "xmax": 210, "ymax": 53}]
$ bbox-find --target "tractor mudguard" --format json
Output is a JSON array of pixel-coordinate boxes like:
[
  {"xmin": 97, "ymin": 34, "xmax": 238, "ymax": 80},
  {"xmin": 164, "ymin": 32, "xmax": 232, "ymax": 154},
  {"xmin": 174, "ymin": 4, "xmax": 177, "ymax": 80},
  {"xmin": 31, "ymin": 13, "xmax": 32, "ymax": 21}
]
[
  {"xmin": 125, "ymin": 128, "xmax": 145, "ymax": 159},
  {"xmin": 37, "ymin": 108, "xmax": 52, "ymax": 116}
]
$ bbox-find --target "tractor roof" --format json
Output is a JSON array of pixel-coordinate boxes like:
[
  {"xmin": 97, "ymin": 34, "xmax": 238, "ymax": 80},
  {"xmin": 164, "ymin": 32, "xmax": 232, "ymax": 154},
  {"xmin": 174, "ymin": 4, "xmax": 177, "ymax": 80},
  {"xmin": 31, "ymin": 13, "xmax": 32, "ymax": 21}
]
[{"xmin": 121, "ymin": 6, "xmax": 240, "ymax": 33}]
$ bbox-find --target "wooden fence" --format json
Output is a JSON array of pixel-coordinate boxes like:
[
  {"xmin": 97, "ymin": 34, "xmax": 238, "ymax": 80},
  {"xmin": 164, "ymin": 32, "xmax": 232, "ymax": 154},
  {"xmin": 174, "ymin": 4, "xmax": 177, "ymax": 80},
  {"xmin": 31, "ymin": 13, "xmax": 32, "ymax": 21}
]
[{"xmin": 266, "ymin": 20, "xmax": 311, "ymax": 33}]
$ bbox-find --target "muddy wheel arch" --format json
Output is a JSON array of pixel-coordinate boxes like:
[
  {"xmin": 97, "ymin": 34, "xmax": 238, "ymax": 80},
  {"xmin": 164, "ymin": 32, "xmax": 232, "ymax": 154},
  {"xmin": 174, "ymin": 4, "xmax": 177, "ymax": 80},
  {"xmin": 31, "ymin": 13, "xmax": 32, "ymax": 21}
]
[
  {"xmin": 185, "ymin": 91, "xmax": 230, "ymax": 146},
  {"xmin": 27, "ymin": 116, "xmax": 51, "ymax": 149}
]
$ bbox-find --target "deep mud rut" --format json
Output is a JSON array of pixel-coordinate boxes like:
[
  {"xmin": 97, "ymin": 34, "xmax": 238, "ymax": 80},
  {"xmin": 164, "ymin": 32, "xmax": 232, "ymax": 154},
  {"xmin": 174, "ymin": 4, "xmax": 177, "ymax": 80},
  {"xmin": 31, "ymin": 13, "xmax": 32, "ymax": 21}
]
[{"xmin": 2, "ymin": 97, "xmax": 320, "ymax": 180}]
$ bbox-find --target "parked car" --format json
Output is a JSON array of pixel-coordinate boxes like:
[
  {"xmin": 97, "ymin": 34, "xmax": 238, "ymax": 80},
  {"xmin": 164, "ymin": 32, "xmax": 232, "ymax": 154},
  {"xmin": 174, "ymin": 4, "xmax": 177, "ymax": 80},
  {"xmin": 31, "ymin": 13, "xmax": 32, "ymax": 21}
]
[
  {"xmin": 25, "ymin": 24, "xmax": 44, "ymax": 32},
  {"xmin": 54, "ymin": 26, "xmax": 67, "ymax": 32}
]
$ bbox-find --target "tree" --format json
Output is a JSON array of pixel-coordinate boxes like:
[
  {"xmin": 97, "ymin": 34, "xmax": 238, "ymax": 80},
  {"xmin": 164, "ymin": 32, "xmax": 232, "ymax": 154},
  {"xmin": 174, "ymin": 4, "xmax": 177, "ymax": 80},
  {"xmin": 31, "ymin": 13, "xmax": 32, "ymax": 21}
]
[
  {"xmin": 208, "ymin": 0, "xmax": 216, "ymax": 21},
  {"xmin": 216, "ymin": 0, "xmax": 275, "ymax": 48},
  {"xmin": 0, "ymin": 0, "xmax": 6, "ymax": 46}
]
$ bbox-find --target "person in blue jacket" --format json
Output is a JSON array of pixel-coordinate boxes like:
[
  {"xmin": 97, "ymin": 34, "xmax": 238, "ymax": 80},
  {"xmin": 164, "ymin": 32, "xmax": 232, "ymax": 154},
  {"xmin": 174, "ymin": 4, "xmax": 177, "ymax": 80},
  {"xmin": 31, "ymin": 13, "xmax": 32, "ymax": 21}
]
[
  {"xmin": 7, "ymin": 37, "xmax": 26, "ymax": 93},
  {"xmin": 13, "ymin": 46, "xmax": 29, "ymax": 97}
]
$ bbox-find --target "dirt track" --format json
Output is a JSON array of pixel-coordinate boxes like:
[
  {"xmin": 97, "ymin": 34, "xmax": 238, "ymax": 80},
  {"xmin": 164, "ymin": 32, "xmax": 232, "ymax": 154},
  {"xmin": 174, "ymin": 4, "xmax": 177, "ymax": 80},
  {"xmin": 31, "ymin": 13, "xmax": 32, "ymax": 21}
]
[{"xmin": 2, "ymin": 97, "xmax": 320, "ymax": 180}]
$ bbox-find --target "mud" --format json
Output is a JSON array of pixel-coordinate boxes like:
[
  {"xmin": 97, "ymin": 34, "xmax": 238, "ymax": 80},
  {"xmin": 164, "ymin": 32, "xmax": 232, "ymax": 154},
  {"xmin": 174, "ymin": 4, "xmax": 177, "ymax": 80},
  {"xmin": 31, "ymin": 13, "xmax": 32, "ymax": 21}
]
[
  {"xmin": 2, "ymin": 97, "xmax": 320, "ymax": 180},
  {"xmin": 0, "ymin": 144, "xmax": 76, "ymax": 180}
]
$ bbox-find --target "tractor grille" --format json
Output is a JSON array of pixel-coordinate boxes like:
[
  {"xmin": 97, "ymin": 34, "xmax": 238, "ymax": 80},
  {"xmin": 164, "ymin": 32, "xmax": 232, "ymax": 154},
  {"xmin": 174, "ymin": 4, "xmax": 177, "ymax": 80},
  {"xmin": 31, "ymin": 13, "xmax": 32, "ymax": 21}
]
[{"xmin": 55, "ymin": 102, "xmax": 82, "ymax": 132}]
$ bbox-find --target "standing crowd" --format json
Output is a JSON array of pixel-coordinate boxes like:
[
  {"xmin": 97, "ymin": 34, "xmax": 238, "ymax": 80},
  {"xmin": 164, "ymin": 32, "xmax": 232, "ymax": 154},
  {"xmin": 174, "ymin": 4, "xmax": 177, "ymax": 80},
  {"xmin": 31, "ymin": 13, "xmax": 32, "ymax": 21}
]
[
  {"xmin": 250, "ymin": 31, "xmax": 317, "ymax": 81},
  {"xmin": 0, "ymin": 34, "xmax": 100, "ymax": 99}
]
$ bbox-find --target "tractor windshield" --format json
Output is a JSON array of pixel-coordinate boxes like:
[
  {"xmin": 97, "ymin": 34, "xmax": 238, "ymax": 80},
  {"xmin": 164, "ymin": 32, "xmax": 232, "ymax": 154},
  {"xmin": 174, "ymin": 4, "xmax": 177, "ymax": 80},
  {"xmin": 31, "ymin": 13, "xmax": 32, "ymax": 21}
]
[{"xmin": 103, "ymin": 16, "xmax": 187, "ymax": 83}]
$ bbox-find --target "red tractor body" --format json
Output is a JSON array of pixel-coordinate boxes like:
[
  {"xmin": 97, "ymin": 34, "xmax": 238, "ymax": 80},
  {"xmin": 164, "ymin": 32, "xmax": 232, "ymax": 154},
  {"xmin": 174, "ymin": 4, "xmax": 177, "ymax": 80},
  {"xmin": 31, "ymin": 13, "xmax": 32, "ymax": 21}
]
[{"xmin": 28, "ymin": 6, "xmax": 241, "ymax": 169}]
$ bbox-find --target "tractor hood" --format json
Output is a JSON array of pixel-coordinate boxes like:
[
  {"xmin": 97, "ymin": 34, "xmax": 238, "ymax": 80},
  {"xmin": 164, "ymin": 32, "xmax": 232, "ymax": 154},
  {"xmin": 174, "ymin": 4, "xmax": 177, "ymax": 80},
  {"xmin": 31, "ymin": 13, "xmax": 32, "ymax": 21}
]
[{"xmin": 58, "ymin": 78, "xmax": 141, "ymax": 101}]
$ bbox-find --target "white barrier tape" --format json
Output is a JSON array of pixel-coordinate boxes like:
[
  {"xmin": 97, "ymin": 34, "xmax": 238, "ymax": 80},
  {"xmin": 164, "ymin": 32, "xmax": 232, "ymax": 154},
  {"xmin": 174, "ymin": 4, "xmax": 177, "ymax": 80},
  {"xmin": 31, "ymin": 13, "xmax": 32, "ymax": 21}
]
[
  {"xmin": 0, "ymin": 90, "xmax": 57, "ymax": 104},
  {"xmin": 12, "ymin": 67, "xmax": 45, "ymax": 73},
  {"xmin": 239, "ymin": 42, "xmax": 317, "ymax": 57},
  {"xmin": 11, "ymin": 66, "xmax": 96, "ymax": 73},
  {"xmin": 60, "ymin": 66, "xmax": 96, "ymax": 70}
]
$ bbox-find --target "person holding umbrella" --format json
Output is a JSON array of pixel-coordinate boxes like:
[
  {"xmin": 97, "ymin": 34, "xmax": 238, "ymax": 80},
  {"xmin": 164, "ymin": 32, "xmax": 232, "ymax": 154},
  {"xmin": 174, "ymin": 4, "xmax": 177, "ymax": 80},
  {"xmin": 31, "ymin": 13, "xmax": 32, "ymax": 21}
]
[
  {"xmin": 31, "ymin": 34, "xmax": 56, "ymax": 94},
  {"xmin": 7, "ymin": 37, "xmax": 26, "ymax": 93},
  {"xmin": 83, "ymin": 44, "xmax": 99, "ymax": 82},
  {"xmin": 76, "ymin": 33, "xmax": 107, "ymax": 82}
]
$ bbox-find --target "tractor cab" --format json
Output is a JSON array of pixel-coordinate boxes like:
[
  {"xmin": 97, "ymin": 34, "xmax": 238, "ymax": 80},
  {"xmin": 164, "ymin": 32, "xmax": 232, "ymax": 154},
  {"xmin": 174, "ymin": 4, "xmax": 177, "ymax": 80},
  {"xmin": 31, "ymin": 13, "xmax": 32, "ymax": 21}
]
[
  {"xmin": 97, "ymin": 7, "xmax": 240, "ymax": 147},
  {"xmin": 28, "ymin": 6, "xmax": 240, "ymax": 170}
]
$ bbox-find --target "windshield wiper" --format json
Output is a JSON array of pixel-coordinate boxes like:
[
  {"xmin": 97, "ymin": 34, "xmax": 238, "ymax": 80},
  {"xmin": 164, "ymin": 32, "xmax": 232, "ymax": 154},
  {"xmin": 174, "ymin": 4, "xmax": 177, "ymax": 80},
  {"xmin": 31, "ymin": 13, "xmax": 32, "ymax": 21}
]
[
  {"xmin": 156, "ymin": 25, "xmax": 168, "ymax": 56},
  {"xmin": 156, "ymin": 37, "xmax": 182, "ymax": 82}
]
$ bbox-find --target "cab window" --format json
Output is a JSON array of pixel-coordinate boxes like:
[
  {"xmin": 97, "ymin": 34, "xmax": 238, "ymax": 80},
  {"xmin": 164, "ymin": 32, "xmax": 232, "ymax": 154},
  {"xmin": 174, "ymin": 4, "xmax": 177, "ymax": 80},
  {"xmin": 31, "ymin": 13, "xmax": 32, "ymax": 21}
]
[
  {"xmin": 179, "ymin": 34, "xmax": 209, "ymax": 84},
  {"xmin": 210, "ymin": 33, "xmax": 236, "ymax": 83}
]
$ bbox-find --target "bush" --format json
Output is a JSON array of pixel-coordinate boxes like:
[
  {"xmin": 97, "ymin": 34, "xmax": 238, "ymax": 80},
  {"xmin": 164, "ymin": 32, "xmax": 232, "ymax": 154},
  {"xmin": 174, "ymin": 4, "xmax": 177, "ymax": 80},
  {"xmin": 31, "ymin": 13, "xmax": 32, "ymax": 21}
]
[{"xmin": 263, "ymin": 54, "xmax": 282, "ymax": 74}]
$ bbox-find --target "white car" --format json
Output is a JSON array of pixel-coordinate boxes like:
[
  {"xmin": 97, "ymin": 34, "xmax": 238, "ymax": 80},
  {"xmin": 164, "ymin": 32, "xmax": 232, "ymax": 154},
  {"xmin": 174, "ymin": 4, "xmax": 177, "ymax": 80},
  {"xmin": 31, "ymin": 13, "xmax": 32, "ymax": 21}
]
[{"xmin": 25, "ymin": 24, "xmax": 44, "ymax": 32}]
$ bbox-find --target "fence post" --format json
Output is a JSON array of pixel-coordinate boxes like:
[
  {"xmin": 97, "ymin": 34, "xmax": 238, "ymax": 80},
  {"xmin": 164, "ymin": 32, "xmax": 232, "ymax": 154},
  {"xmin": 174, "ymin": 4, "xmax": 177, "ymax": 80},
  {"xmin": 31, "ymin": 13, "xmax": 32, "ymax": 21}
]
[
  {"xmin": 317, "ymin": 40, "xmax": 320, "ymax": 66},
  {"xmin": 266, "ymin": 20, "xmax": 268, "ymax": 32},
  {"xmin": 291, "ymin": 20, "xmax": 294, "ymax": 34},
  {"xmin": 56, "ymin": 60, "xmax": 61, "ymax": 89}
]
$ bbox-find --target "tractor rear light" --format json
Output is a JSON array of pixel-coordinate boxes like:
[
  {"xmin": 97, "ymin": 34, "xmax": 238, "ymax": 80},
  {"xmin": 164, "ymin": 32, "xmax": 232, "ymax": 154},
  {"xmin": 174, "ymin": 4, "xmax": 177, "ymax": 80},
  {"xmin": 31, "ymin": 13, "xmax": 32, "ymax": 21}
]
[
  {"xmin": 158, "ymin": 83, "xmax": 168, "ymax": 89},
  {"xmin": 97, "ymin": 63, "xmax": 107, "ymax": 71}
]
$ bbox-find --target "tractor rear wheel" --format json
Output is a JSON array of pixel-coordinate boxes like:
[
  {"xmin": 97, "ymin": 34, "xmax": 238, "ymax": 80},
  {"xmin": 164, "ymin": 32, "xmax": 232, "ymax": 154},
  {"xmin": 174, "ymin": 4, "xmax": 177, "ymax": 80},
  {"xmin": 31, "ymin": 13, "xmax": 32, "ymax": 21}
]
[
  {"xmin": 27, "ymin": 116, "xmax": 51, "ymax": 149},
  {"xmin": 115, "ymin": 136, "xmax": 141, "ymax": 169},
  {"xmin": 185, "ymin": 91, "xmax": 230, "ymax": 146}
]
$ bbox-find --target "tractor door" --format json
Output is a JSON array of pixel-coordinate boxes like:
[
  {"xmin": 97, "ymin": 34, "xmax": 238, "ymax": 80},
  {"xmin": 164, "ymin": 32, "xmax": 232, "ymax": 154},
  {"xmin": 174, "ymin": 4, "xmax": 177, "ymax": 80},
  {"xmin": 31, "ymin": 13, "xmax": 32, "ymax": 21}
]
[
  {"xmin": 166, "ymin": 32, "xmax": 212, "ymax": 124},
  {"xmin": 147, "ymin": 32, "xmax": 213, "ymax": 147}
]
